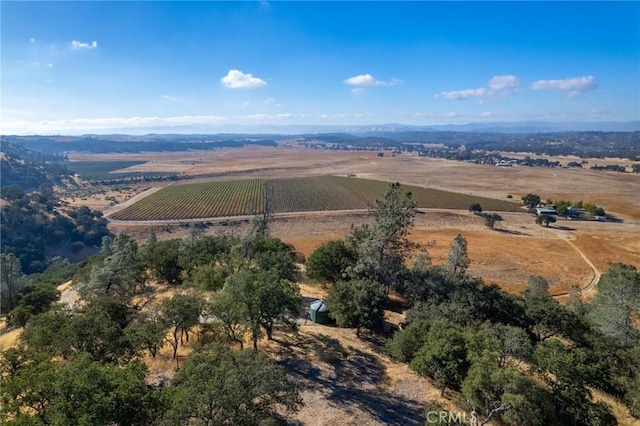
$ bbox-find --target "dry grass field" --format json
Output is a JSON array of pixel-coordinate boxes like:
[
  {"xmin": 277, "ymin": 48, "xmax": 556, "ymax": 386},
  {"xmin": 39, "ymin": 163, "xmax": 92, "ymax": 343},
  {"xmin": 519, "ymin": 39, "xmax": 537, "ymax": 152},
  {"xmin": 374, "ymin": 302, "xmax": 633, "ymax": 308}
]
[{"xmin": 92, "ymin": 145, "xmax": 639, "ymax": 297}]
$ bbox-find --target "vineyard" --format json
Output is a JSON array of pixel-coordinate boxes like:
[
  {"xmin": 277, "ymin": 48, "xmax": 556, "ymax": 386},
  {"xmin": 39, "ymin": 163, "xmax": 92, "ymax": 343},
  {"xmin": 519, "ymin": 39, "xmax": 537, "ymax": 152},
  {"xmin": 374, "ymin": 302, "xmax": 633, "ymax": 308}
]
[
  {"xmin": 109, "ymin": 176, "xmax": 522, "ymax": 220},
  {"xmin": 110, "ymin": 179, "xmax": 265, "ymax": 220}
]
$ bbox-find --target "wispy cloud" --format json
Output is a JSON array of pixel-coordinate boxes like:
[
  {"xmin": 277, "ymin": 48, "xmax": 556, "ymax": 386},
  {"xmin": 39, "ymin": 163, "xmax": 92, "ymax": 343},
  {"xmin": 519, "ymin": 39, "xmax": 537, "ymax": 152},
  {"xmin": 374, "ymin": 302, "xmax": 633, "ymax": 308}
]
[
  {"xmin": 317, "ymin": 112, "xmax": 372, "ymax": 120},
  {"xmin": 221, "ymin": 69, "xmax": 267, "ymax": 89},
  {"xmin": 531, "ymin": 76, "xmax": 597, "ymax": 97},
  {"xmin": 71, "ymin": 40, "xmax": 98, "ymax": 50},
  {"xmin": 488, "ymin": 75, "xmax": 521, "ymax": 97},
  {"xmin": 163, "ymin": 95, "xmax": 177, "ymax": 101},
  {"xmin": 344, "ymin": 73, "xmax": 402, "ymax": 87},
  {"xmin": 436, "ymin": 87, "xmax": 487, "ymax": 100},
  {"xmin": 234, "ymin": 113, "xmax": 308, "ymax": 120},
  {"xmin": 30, "ymin": 38, "xmax": 36, "ymax": 43},
  {"xmin": 2, "ymin": 115, "xmax": 229, "ymax": 134},
  {"xmin": 436, "ymin": 75, "xmax": 521, "ymax": 101},
  {"xmin": 27, "ymin": 62, "xmax": 54, "ymax": 68},
  {"xmin": 351, "ymin": 88, "xmax": 365, "ymax": 96},
  {"xmin": 263, "ymin": 97, "xmax": 275, "ymax": 105}
]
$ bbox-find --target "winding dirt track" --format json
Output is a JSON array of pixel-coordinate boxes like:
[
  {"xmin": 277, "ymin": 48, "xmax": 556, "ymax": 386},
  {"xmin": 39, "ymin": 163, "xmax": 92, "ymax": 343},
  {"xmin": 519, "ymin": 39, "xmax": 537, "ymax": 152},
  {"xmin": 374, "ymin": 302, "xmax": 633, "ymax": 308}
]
[{"xmin": 552, "ymin": 231, "xmax": 601, "ymax": 298}]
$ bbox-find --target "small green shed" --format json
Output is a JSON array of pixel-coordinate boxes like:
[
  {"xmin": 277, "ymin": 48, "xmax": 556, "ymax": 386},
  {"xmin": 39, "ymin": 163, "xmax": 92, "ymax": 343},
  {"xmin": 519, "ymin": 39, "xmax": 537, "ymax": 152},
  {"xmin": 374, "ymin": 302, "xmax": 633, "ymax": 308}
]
[{"xmin": 309, "ymin": 300, "xmax": 330, "ymax": 324}]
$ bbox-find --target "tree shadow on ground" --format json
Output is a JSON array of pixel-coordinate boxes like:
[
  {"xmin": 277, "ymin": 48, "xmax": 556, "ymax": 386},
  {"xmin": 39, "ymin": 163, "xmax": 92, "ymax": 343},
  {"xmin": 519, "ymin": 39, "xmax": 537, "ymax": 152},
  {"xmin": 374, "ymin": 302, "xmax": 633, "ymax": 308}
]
[
  {"xmin": 494, "ymin": 228, "xmax": 532, "ymax": 236},
  {"xmin": 273, "ymin": 331, "xmax": 425, "ymax": 426},
  {"xmin": 552, "ymin": 225, "xmax": 576, "ymax": 231}
]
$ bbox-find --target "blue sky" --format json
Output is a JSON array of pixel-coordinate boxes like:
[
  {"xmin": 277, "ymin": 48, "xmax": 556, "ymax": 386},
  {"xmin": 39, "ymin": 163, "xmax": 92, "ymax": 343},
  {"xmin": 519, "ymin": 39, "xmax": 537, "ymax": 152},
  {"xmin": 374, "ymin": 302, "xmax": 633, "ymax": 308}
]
[{"xmin": 2, "ymin": 1, "xmax": 639, "ymax": 134}]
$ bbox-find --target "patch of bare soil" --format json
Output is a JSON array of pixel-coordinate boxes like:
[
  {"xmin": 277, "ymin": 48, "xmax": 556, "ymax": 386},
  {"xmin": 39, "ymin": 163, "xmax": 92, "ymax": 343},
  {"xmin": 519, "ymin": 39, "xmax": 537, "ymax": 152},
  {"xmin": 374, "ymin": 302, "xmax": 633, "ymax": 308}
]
[{"xmin": 61, "ymin": 184, "xmax": 155, "ymax": 211}]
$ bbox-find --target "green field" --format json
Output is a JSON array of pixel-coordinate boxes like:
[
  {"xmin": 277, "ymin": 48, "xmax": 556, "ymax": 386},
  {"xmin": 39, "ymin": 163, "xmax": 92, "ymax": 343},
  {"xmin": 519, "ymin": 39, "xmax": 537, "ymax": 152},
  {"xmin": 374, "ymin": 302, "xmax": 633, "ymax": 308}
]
[
  {"xmin": 65, "ymin": 161, "xmax": 147, "ymax": 178},
  {"xmin": 109, "ymin": 176, "xmax": 522, "ymax": 220}
]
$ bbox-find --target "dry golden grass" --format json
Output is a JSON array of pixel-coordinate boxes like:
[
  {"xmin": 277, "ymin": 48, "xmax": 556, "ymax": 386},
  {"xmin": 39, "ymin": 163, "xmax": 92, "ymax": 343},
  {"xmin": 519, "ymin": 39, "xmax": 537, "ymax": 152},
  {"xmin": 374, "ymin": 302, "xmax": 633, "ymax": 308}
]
[
  {"xmin": 592, "ymin": 390, "xmax": 640, "ymax": 426},
  {"xmin": 0, "ymin": 327, "xmax": 22, "ymax": 351},
  {"xmin": 56, "ymin": 280, "xmax": 73, "ymax": 293},
  {"xmin": 274, "ymin": 211, "xmax": 616, "ymax": 296}
]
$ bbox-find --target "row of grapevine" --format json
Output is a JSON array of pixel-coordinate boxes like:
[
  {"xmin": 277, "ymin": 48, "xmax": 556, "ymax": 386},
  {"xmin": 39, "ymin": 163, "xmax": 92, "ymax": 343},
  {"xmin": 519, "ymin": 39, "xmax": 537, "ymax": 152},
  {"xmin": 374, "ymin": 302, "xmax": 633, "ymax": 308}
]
[
  {"xmin": 266, "ymin": 176, "xmax": 372, "ymax": 212},
  {"xmin": 110, "ymin": 179, "xmax": 265, "ymax": 220}
]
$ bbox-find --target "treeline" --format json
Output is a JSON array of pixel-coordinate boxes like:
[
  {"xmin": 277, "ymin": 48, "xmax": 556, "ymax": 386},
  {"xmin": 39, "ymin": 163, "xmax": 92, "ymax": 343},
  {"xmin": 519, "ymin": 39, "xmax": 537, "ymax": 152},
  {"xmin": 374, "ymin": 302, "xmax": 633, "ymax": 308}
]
[
  {"xmin": 84, "ymin": 173, "xmax": 181, "ymax": 186},
  {"xmin": 302, "ymin": 131, "xmax": 640, "ymax": 160},
  {"xmin": 5, "ymin": 136, "xmax": 278, "ymax": 154},
  {"xmin": 591, "ymin": 164, "xmax": 627, "ymax": 173}
]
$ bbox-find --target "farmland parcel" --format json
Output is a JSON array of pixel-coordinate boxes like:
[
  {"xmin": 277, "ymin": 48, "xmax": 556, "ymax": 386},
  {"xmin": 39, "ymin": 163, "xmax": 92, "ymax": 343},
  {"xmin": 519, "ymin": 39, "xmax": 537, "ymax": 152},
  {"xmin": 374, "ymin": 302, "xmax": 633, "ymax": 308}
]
[{"xmin": 109, "ymin": 176, "xmax": 521, "ymax": 221}]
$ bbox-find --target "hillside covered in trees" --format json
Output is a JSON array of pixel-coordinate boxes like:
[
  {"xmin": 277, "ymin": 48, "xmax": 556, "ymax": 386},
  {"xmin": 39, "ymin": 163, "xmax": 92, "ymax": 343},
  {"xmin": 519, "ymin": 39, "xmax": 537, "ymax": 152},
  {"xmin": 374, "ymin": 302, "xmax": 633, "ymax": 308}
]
[
  {"xmin": 0, "ymin": 139, "xmax": 74, "ymax": 192},
  {"xmin": 0, "ymin": 138, "xmax": 112, "ymax": 275}
]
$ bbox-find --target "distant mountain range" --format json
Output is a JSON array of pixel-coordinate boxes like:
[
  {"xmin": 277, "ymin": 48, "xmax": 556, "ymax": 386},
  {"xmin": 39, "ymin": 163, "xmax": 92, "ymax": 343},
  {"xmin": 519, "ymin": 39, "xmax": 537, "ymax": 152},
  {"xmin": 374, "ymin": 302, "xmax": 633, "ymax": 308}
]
[{"xmin": 4, "ymin": 121, "xmax": 638, "ymax": 137}]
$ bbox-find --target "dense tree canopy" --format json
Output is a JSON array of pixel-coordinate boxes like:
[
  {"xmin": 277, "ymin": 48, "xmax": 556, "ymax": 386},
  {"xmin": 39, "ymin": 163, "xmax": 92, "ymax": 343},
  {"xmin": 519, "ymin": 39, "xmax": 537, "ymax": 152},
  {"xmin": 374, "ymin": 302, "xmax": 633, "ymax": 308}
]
[
  {"xmin": 161, "ymin": 344, "xmax": 302, "ymax": 426},
  {"xmin": 325, "ymin": 279, "xmax": 387, "ymax": 337}
]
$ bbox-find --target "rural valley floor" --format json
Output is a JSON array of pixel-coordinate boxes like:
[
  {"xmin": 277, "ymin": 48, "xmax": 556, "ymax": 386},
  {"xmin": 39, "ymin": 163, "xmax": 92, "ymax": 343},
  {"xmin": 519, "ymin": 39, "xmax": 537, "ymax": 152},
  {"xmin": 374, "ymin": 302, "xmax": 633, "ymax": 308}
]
[{"xmin": 75, "ymin": 146, "xmax": 640, "ymax": 296}]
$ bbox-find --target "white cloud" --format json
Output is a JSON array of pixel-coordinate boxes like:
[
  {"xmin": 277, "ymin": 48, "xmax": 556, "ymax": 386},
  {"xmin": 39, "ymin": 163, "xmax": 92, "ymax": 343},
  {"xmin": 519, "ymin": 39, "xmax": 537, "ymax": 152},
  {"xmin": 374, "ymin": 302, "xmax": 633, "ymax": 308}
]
[
  {"xmin": 437, "ymin": 75, "xmax": 521, "ymax": 101},
  {"xmin": 30, "ymin": 38, "xmax": 36, "ymax": 43},
  {"xmin": 45, "ymin": 63, "xmax": 54, "ymax": 68},
  {"xmin": 436, "ymin": 87, "xmax": 487, "ymax": 100},
  {"xmin": 242, "ymin": 101, "xmax": 251, "ymax": 107},
  {"xmin": 263, "ymin": 97, "xmax": 275, "ymax": 105},
  {"xmin": 351, "ymin": 88, "xmax": 365, "ymax": 96},
  {"xmin": 479, "ymin": 111, "xmax": 495, "ymax": 117},
  {"xmin": 221, "ymin": 69, "xmax": 267, "ymax": 89},
  {"xmin": 488, "ymin": 75, "xmax": 520, "ymax": 91},
  {"xmin": 163, "ymin": 95, "xmax": 177, "ymax": 101},
  {"xmin": 71, "ymin": 40, "xmax": 98, "ymax": 50},
  {"xmin": 344, "ymin": 73, "xmax": 402, "ymax": 87},
  {"xmin": 531, "ymin": 76, "xmax": 597, "ymax": 97}
]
